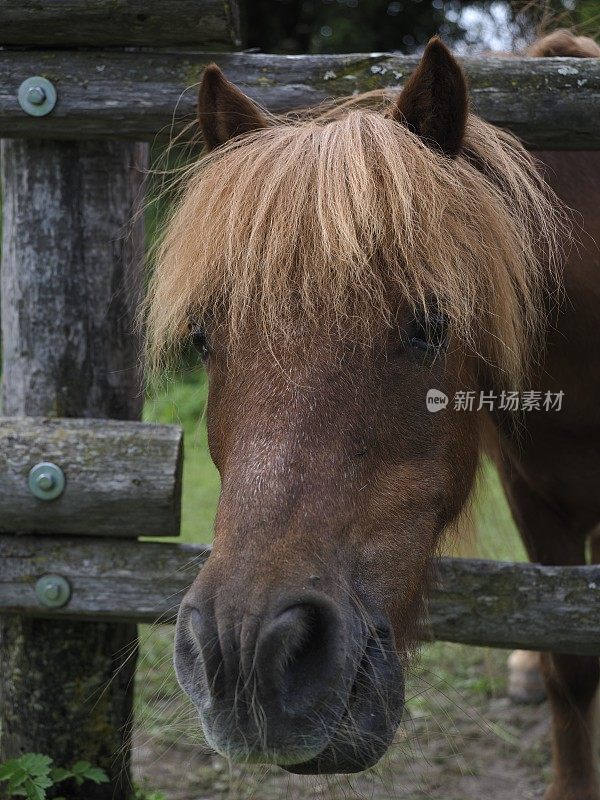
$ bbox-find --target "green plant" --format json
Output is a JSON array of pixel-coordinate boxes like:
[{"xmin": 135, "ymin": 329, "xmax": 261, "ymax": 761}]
[
  {"xmin": 132, "ymin": 784, "xmax": 167, "ymax": 800},
  {"xmin": 0, "ymin": 753, "xmax": 108, "ymax": 800}
]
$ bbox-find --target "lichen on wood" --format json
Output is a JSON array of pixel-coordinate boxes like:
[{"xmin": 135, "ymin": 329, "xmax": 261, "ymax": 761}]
[
  {"xmin": 0, "ymin": 53, "xmax": 598, "ymax": 148},
  {"xmin": 0, "ymin": 417, "xmax": 182, "ymax": 538},
  {"xmin": 0, "ymin": 138, "xmax": 149, "ymax": 800}
]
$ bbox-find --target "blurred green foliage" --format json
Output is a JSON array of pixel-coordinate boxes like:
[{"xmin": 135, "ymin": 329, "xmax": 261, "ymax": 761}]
[
  {"xmin": 0, "ymin": 753, "xmax": 108, "ymax": 800},
  {"xmin": 242, "ymin": 0, "xmax": 466, "ymax": 54},
  {"xmin": 240, "ymin": 0, "xmax": 599, "ymax": 55}
]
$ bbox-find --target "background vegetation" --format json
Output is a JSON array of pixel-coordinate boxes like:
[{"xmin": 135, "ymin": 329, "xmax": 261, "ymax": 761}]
[{"xmin": 240, "ymin": 0, "xmax": 600, "ymax": 54}]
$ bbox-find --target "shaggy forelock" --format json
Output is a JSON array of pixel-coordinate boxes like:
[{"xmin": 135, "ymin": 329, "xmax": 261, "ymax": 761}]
[{"xmin": 145, "ymin": 105, "xmax": 567, "ymax": 385}]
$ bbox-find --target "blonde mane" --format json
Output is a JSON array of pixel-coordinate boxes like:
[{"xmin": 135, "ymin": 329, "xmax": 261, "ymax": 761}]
[{"xmin": 145, "ymin": 102, "xmax": 567, "ymax": 386}]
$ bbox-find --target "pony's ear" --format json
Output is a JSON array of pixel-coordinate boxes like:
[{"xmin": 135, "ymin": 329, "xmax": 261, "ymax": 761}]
[
  {"xmin": 198, "ymin": 64, "xmax": 268, "ymax": 151},
  {"xmin": 392, "ymin": 37, "xmax": 468, "ymax": 157}
]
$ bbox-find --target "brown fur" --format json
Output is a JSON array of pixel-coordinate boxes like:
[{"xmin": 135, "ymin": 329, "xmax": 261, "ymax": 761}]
[
  {"xmin": 149, "ymin": 33, "xmax": 600, "ymax": 798},
  {"xmin": 498, "ymin": 29, "xmax": 600, "ymax": 800},
  {"xmin": 394, "ymin": 36, "xmax": 468, "ymax": 157},
  {"xmin": 197, "ymin": 64, "xmax": 268, "ymax": 151},
  {"xmin": 528, "ymin": 28, "xmax": 600, "ymax": 58}
]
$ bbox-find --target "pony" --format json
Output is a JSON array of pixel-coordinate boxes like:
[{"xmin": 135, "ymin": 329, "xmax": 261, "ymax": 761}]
[{"xmin": 146, "ymin": 30, "xmax": 600, "ymax": 800}]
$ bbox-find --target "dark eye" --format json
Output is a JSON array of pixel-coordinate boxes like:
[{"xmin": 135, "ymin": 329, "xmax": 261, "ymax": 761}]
[
  {"xmin": 408, "ymin": 308, "xmax": 448, "ymax": 354},
  {"xmin": 189, "ymin": 324, "xmax": 211, "ymax": 363}
]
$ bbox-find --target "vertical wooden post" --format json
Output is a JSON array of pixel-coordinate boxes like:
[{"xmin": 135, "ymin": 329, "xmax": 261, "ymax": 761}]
[{"xmin": 0, "ymin": 139, "xmax": 148, "ymax": 799}]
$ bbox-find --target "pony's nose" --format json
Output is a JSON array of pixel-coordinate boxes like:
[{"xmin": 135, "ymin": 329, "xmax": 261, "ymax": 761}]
[
  {"xmin": 189, "ymin": 607, "xmax": 227, "ymax": 700},
  {"xmin": 188, "ymin": 594, "xmax": 345, "ymax": 716},
  {"xmin": 254, "ymin": 599, "xmax": 343, "ymax": 714}
]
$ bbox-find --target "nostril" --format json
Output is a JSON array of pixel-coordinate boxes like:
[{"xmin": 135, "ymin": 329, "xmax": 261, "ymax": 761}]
[
  {"xmin": 280, "ymin": 605, "xmax": 330, "ymax": 704},
  {"xmin": 257, "ymin": 600, "xmax": 341, "ymax": 714},
  {"xmin": 189, "ymin": 608, "xmax": 226, "ymax": 700}
]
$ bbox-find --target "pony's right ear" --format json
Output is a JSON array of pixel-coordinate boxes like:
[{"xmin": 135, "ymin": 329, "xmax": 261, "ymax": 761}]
[
  {"xmin": 198, "ymin": 64, "xmax": 268, "ymax": 151},
  {"xmin": 392, "ymin": 37, "xmax": 468, "ymax": 158}
]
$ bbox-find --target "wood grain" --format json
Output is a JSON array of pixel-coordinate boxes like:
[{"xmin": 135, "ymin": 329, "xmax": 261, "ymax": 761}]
[
  {"xmin": 428, "ymin": 558, "xmax": 600, "ymax": 655},
  {"xmin": 0, "ymin": 418, "xmax": 182, "ymax": 538},
  {"xmin": 3, "ymin": 538, "xmax": 599, "ymax": 655},
  {"xmin": 0, "ymin": 53, "xmax": 598, "ymax": 147},
  {"xmin": 0, "ymin": 138, "xmax": 149, "ymax": 798},
  {"xmin": 0, "ymin": 0, "xmax": 240, "ymax": 48}
]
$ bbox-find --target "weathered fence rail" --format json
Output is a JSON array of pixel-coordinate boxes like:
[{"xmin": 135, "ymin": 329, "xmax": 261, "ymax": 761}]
[
  {"xmin": 0, "ymin": 0, "xmax": 241, "ymax": 48},
  {"xmin": 0, "ymin": 418, "xmax": 182, "ymax": 537},
  {"xmin": 2, "ymin": 536, "xmax": 600, "ymax": 656},
  {"xmin": 0, "ymin": 52, "xmax": 599, "ymax": 147}
]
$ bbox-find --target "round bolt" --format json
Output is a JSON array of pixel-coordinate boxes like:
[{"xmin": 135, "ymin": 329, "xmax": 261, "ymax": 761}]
[
  {"xmin": 28, "ymin": 462, "xmax": 65, "ymax": 500},
  {"xmin": 44, "ymin": 583, "xmax": 60, "ymax": 601},
  {"xmin": 35, "ymin": 575, "xmax": 71, "ymax": 609},
  {"xmin": 36, "ymin": 472, "xmax": 54, "ymax": 491},
  {"xmin": 18, "ymin": 76, "xmax": 57, "ymax": 117},
  {"xmin": 27, "ymin": 85, "xmax": 46, "ymax": 105}
]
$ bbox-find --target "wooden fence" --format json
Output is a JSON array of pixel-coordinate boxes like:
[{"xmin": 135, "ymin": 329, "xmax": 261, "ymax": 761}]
[
  {"xmin": 1, "ymin": 537, "xmax": 600, "ymax": 657},
  {"xmin": 0, "ymin": 50, "xmax": 599, "ymax": 147},
  {"xmin": 1, "ymin": 2, "xmax": 600, "ymax": 798}
]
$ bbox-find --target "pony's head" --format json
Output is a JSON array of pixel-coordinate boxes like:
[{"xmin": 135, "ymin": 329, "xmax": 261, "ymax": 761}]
[{"xmin": 147, "ymin": 39, "xmax": 563, "ymax": 773}]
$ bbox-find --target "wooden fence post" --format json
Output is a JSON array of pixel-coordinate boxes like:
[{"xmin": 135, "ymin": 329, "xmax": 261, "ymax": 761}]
[{"xmin": 0, "ymin": 139, "xmax": 148, "ymax": 799}]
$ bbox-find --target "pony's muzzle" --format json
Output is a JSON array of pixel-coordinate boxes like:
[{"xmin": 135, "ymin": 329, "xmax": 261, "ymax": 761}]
[
  {"xmin": 174, "ymin": 580, "xmax": 405, "ymax": 773},
  {"xmin": 175, "ymin": 589, "xmax": 355, "ymax": 763}
]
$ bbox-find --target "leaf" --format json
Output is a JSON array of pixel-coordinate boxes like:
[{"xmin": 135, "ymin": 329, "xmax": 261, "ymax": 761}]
[
  {"xmin": 69, "ymin": 761, "xmax": 108, "ymax": 785},
  {"xmin": 82, "ymin": 767, "xmax": 109, "ymax": 784},
  {"xmin": 70, "ymin": 761, "xmax": 92, "ymax": 775},
  {"xmin": 33, "ymin": 775, "xmax": 53, "ymax": 789},
  {"xmin": 0, "ymin": 759, "xmax": 21, "ymax": 780},
  {"xmin": 18, "ymin": 754, "xmax": 52, "ymax": 777},
  {"xmin": 7, "ymin": 768, "xmax": 29, "ymax": 791},
  {"xmin": 30, "ymin": 783, "xmax": 47, "ymax": 800},
  {"xmin": 50, "ymin": 768, "xmax": 73, "ymax": 784},
  {"xmin": 22, "ymin": 776, "xmax": 46, "ymax": 800}
]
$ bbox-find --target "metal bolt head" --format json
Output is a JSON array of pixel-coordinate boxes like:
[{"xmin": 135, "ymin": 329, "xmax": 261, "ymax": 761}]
[
  {"xmin": 18, "ymin": 76, "xmax": 57, "ymax": 117},
  {"xmin": 35, "ymin": 575, "xmax": 71, "ymax": 609},
  {"xmin": 27, "ymin": 85, "xmax": 46, "ymax": 105},
  {"xmin": 44, "ymin": 583, "xmax": 60, "ymax": 601},
  {"xmin": 36, "ymin": 472, "xmax": 55, "ymax": 491},
  {"xmin": 28, "ymin": 462, "xmax": 65, "ymax": 500}
]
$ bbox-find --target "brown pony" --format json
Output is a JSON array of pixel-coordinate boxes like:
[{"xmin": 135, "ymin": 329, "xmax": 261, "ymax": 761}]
[{"xmin": 146, "ymin": 31, "xmax": 600, "ymax": 800}]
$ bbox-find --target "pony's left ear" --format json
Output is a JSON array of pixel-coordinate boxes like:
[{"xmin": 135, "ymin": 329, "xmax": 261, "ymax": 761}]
[
  {"xmin": 392, "ymin": 37, "xmax": 468, "ymax": 157},
  {"xmin": 198, "ymin": 64, "xmax": 268, "ymax": 151}
]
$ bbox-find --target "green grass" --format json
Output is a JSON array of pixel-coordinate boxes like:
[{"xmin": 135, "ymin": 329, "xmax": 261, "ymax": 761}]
[{"xmin": 143, "ymin": 367, "xmax": 219, "ymax": 544}]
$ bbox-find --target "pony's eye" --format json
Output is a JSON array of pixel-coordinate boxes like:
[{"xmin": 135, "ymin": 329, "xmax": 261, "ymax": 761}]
[
  {"xmin": 190, "ymin": 325, "xmax": 211, "ymax": 363},
  {"xmin": 408, "ymin": 309, "xmax": 448, "ymax": 353}
]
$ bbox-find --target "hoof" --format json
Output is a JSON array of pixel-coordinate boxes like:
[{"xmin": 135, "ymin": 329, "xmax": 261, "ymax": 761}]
[{"xmin": 507, "ymin": 650, "xmax": 546, "ymax": 705}]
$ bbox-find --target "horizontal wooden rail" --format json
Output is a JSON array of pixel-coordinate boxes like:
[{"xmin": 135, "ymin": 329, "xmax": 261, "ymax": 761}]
[
  {"xmin": 2, "ymin": 535, "xmax": 600, "ymax": 654},
  {"xmin": 0, "ymin": 53, "xmax": 599, "ymax": 148},
  {"xmin": 0, "ymin": 1, "xmax": 240, "ymax": 48},
  {"xmin": 0, "ymin": 418, "xmax": 183, "ymax": 538},
  {"xmin": 429, "ymin": 559, "xmax": 600, "ymax": 655},
  {"xmin": 0, "ymin": 536, "xmax": 205, "ymax": 623}
]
